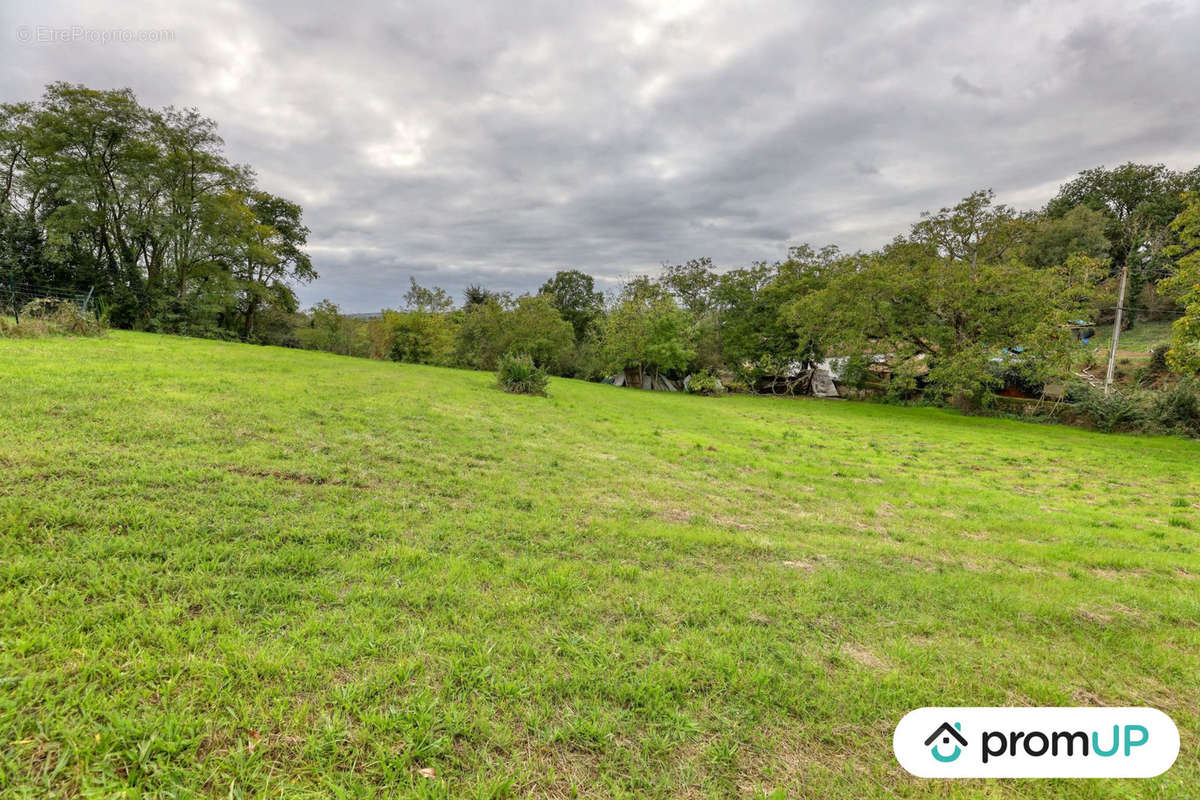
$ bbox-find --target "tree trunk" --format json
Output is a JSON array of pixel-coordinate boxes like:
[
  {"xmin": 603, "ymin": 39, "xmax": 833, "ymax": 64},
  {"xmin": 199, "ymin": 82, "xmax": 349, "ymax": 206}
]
[{"xmin": 243, "ymin": 295, "xmax": 258, "ymax": 340}]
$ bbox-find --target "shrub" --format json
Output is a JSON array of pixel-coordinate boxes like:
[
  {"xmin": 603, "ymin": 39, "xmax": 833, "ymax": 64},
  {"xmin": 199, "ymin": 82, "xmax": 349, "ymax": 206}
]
[
  {"xmin": 1150, "ymin": 379, "xmax": 1200, "ymax": 435},
  {"xmin": 3, "ymin": 298, "xmax": 104, "ymax": 338},
  {"xmin": 1073, "ymin": 387, "xmax": 1148, "ymax": 433},
  {"xmin": 1135, "ymin": 344, "xmax": 1171, "ymax": 384},
  {"xmin": 685, "ymin": 370, "xmax": 725, "ymax": 395},
  {"xmin": 1064, "ymin": 380, "xmax": 1200, "ymax": 436},
  {"xmin": 495, "ymin": 353, "xmax": 549, "ymax": 396}
]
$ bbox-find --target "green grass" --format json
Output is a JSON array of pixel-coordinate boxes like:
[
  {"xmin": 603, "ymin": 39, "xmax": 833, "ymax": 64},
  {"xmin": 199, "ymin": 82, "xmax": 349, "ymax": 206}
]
[
  {"xmin": 2, "ymin": 332, "xmax": 1198, "ymax": 798},
  {"xmin": 1091, "ymin": 320, "xmax": 1174, "ymax": 357}
]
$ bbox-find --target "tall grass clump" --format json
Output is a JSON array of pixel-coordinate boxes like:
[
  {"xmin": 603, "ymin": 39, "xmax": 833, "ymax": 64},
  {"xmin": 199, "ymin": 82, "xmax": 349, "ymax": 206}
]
[
  {"xmin": 1, "ymin": 298, "xmax": 105, "ymax": 338},
  {"xmin": 495, "ymin": 352, "xmax": 549, "ymax": 396}
]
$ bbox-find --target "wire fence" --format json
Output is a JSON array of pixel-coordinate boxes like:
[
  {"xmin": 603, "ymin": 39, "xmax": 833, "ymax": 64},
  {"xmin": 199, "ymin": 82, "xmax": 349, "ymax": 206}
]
[{"xmin": 3, "ymin": 278, "xmax": 95, "ymax": 323}]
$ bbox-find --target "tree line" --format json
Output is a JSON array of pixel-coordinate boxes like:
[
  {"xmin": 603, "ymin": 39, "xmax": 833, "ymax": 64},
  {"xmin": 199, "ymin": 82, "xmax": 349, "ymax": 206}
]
[
  {"xmin": 3, "ymin": 84, "xmax": 1199, "ymax": 405},
  {"xmin": 295, "ymin": 168, "xmax": 1200, "ymax": 405},
  {"xmin": 1, "ymin": 83, "xmax": 313, "ymax": 337}
]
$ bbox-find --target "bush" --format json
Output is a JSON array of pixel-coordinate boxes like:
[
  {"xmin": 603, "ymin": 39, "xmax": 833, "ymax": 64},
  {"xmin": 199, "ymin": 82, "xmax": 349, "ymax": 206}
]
[
  {"xmin": 3, "ymin": 298, "xmax": 104, "ymax": 338},
  {"xmin": 1150, "ymin": 379, "xmax": 1200, "ymax": 435},
  {"xmin": 1073, "ymin": 387, "xmax": 1148, "ymax": 433},
  {"xmin": 1133, "ymin": 344, "xmax": 1172, "ymax": 386},
  {"xmin": 1069, "ymin": 380, "xmax": 1200, "ymax": 436},
  {"xmin": 685, "ymin": 370, "xmax": 725, "ymax": 395},
  {"xmin": 495, "ymin": 353, "xmax": 549, "ymax": 396}
]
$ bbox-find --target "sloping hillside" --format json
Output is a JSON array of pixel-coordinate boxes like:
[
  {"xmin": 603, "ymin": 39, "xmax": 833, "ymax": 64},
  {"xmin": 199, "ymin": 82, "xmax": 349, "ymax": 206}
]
[{"xmin": 1, "ymin": 332, "xmax": 1197, "ymax": 798}]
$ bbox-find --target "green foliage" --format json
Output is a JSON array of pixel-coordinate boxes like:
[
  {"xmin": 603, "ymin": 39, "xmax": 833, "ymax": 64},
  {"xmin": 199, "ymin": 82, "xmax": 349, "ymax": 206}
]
[
  {"xmin": 1, "ymin": 297, "xmax": 104, "ymax": 337},
  {"xmin": 1149, "ymin": 378, "xmax": 1200, "ymax": 435},
  {"xmin": 685, "ymin": 370, "xmax": 725, "ymax": 395},
  {"xmin": 662, "ymin": 257, "xmax": 719, "ymax": 315},
  {"xmin": 404, "ymin": 277, "xmax": 454, "ymax": 312},
  {"xmin": 791, "ymin": 191, "xmax": 1109, "ymax": 404},
  {"xmin": 1048, "ymin": 163, "xmax": 1196, "ymax": 269},
  {"xmin": 714, "ymin": 246, "xmax": 841, "ymax": 385},
  {"xmin": 509, "ymin": 295, "xmax": 575, "ymax": 372},
  {"xmin": 495, "ymin": 352, "xmax": 549, "ymax": 396},
  {"xmin": 1135, "ymin": 344, "xmax": 1171, "ymax": 384},
  {"xmin": 600, "ymin": 277, "xmax": 695, "ymax": 381},
  {"xmin": 0, "ymin": 83, "xmax": 313, "ymax": 338},
  {"xmin": 294, "ymin": 300, "xmax": 372, "ymax": 357},
  {"xmin": 1021, "ymin": 205, "xmax": 1110, "ymax": 270},
  {"xmin": 385, "ymin": 309, "xmax": 457, "ymax": 366},
  {"xmin": 909, "ymin": 188, "xmax": 1021, "ymax": 270},
  {"xmin": 456, "ymin": 294, "xmax": 575, "ymax": 373},
  {"xmin": 539, "ymin": 269, "xmax": 603, "ymax": 343},
  {"xmin": 1071, "ymin": 386, "xmax": 1148, "ymax": 433},
  {"xmin": 1069, "ymin": 379, "xmax": 1200, "ymax": 435},
  {"xmin": 1048, "ymin": 163, "xmax": 1200, "ymax": 308},
  {"xmin": 660, "ymin": 259, "xmax": 728, "ymax": 373},
  {"xmin": 461, "ymin": 283, "xmax": 491, "ymax": 307},
  {"xmin": 1162, "ymin": 192, "xmax": 1200, "ymax": 374}
]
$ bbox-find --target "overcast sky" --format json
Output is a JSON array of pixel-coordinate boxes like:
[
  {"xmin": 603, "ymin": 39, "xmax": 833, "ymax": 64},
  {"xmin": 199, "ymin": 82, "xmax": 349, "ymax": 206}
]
[{"xmin": 3, "ymin": 1, "xmax": 1199, "ymax": 311}]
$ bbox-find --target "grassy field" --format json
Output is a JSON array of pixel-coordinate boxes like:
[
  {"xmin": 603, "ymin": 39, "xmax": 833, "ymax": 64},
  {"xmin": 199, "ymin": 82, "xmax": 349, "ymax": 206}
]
[
  {"xmin": 1088, "ymin": 320, "xmax": 1175, "ymax": 383},
  {"xmin": 2, "ymin": 332, "xmax": 1198, "ymax": 798},
  {"xmin": 1091, "ymin": 319, "xmax": 1175, "ymax": 356}
]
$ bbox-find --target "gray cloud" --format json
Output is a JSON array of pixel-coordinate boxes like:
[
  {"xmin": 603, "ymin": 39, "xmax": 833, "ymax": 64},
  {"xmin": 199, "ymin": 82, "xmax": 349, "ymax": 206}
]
[
  {"xmin": 2, "ymin": 0, "xmax": 1199, "ymax": 310},
  {"xmin": 951, "ymin": 74, "xmax": 1000, "ymax": 98}
]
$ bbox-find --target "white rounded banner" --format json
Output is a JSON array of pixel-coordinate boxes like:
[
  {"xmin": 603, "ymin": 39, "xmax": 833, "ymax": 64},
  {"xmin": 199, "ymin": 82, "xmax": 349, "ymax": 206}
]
[{"xmin": 894, "ymin": 707, "xmax": 1179, "ymax": 778}]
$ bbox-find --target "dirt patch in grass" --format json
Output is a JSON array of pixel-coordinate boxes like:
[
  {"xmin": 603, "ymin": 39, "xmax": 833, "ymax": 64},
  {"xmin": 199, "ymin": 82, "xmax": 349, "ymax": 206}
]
[
  {"xmin": 1090, "ymin": 567, "xmax": 1150, "ymax": 580},
  {"xmin": 1072, "ymin": 687, "xmax": 1108, "ymax": 705},
  {"xmin": 1077, "ymin": 604, "xmax": 1146, "ymax": 626},
  {"xmin": 659, "ymin": 508, "xmax": 694, "ymax": 523},
  {"xmin": 225, "ymin": 464, "xmax": 371, "ymax": 488},
  {"xmin": 844, "ymin": 645, "xmax": 889, "ymax": 670}
]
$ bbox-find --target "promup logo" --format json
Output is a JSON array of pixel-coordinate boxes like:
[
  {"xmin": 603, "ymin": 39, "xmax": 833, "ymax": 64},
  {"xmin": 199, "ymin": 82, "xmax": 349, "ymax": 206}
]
[
  {"xmin": 924, "ymin": 722, "xmax": 967, "ymax": 763},
  {"xmin": 894, "ymin": 707, "xmax": 1179, "ymax": 778}
]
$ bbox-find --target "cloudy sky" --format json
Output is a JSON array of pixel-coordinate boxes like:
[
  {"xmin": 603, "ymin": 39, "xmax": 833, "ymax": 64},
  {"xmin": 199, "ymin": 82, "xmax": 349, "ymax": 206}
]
[{"xmin": 3, "ymin": 0, "xmax": 1199, "ymax": 310}]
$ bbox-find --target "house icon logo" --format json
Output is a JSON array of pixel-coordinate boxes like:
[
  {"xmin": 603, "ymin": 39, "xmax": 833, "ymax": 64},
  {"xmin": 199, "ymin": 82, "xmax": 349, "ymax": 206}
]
[{"xmin": 924, "ymin": 722, "xmax": 967, "ymax": 763}]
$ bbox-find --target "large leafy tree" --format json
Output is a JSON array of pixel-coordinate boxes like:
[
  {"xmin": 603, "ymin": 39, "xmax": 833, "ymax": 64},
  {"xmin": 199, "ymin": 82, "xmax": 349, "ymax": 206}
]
[
  {"xmin": 1161, "ymin": 193, "xmax": 1200, "ymax": 373},
  {"xmin": 455, "ymin": 293, "xmax": 573, "ymax": 372},
  {"xmin": 1021, "ymin": 205, "xmax": 1110, "ymax": 270},
  {"xmin": 456, "ymin": 294, "xmax": 510, "ymax": 370},
  {"xmin": 661, "ymin": 257, "xmax": 719, "ymax": 316},
  {"xmin": 403, "ymin": 277, "xmax": 454, "ymax": 312},
  {"xmin": 506, "ymin": 295, "xmax": 575, "ymax": 372},
  {"xmin": 600, "ymin": 277, "xmax": 695, "ymax": 384},
  {"xmin": 710, "ymin": 245, "xmax": 846, "ymax": 383},
  {"xmin": 385, "ymin": 308, "xmax": 457, "ymax": 366},
  {"xmin": 1047, "ymin": 164, "xmax": 1200, "ymax": 310},
  {"xmin": 0, "ymin": 82, "xmax": 312, "ymax": 337},
  {"xmin": 206, "ymin": 189, "xmax": 314, "ymax": 340},
  {"xmin": 792, "ymin": 193, "xmax": 1107, "ymax": 402},
  {"xmin": 538, "ymin": 269, "xmax": 603, "ymax": 343},
  {"xmin": 910, "ymin": 189, "xmax": 1022, "ymax": 277}
]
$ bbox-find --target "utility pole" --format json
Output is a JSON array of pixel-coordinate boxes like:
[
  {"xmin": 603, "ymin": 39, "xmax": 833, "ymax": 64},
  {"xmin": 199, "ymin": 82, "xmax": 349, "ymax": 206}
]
[{"xmin": 1103, "ymin": 262, "xmax": 1129, "ymax": 396}]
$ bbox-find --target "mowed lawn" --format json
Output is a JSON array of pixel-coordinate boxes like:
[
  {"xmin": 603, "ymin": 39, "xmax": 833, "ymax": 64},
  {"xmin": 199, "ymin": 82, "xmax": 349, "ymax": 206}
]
[{"xmin": 1, "ymin": 332, "xmax": 1198, "ymax": 799}]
